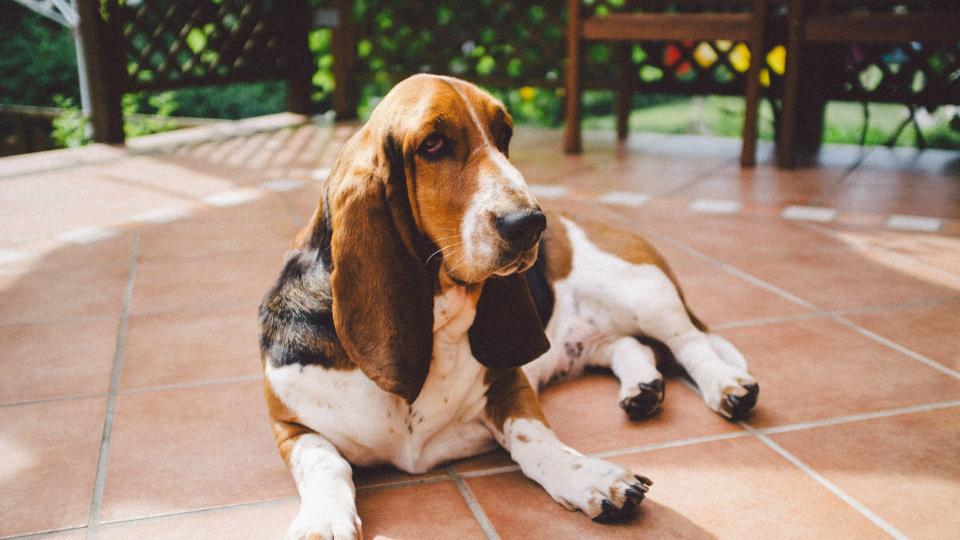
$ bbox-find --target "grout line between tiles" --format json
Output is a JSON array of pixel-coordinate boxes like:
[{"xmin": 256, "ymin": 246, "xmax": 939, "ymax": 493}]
[
  {"xmin": 653, "ymin": 233, "xmax": 817, "ymax": 309},
  {"xmin": 589, "ymin": 430, "xmax": 750, "ymax": 460},
  {"xmin": 831, "ymin": 315, "xmax": 960, "ymax": 380},
  {"xmin": 3, "ymin": 526, "xmax": 87, "ymax": 540},
  {"xmin": 0, "ymin": 392, "xmax": 107, "ymax": 409},
  {"xmin": 446, "ymin": 466, "xmax": 502, "ymax": 540},
  {"xmin": 95, "ymin": 496, "xmax": 299, "ymax": 529},
  {"xmin": 742, "ymin": 422, "xmax": 908, "ymax": 540},
  {"xmin": 710, "ymin": 295, "xmax": 960, "ymax": 331},
  {"xmin": 84, "ymin": 232, "xmax": 139, "ymax": 540},
  {"xmin": 654, "ymin": 230, "xmax": 960, "ymax": 378},
  {"xmin": 118, "ymin": 374, "xmax": 263, "ymax": 395},
  {"xmin": 759, "ymin": 399, "xmax": 960, "ymax": 435}
]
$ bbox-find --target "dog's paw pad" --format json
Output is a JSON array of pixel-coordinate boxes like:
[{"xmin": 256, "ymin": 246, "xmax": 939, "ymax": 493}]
[
  {"xmin": 592, "ymin": 496, "xmax": 640, "ymax": 524},
  {"xmin": 619, "ymin": 380, "xmax": 664, "ymax": 419},
  {"xmin": 721, "ymin": 382, "xmax": 759, "ymax": 421}
]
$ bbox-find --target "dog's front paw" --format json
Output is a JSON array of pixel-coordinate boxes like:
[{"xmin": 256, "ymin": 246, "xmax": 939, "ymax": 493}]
[
  {"xmin": 545, "ymin": 455, "xmax": 652, "ymax": 523},
  {"xmin": 286, "ymin": 506, "xmax": 362, "ymax": 540}
]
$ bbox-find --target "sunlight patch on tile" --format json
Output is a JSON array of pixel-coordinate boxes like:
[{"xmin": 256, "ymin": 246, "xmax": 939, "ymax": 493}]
[
  {"xmin": 689, "ymin": 198, "xmax": 742, "ymax": 214},
  {"xmin": 886, "ymin": 214, "xmax": 942, "ymax": 233},
  {"xmin": 131, "ymin": 205, "xmax": 193, "ymax": 224},
  {"xmin": 260, "ymin": 179, "xmax": 305, "ymax": 192},
  {"xmin": 597, "ymin": 191, "xmax": 650, "ymax": 207},
  {"xmin": 782, "ymin": 205, "xmax": 837, "ymax": 223},
  {"xmin": 202, "ymin": 188, "xmax": 263, "ymax": 207},
  {"xmin": 528, "ymin": 184, "xmax": 569, "ymax": 199},
  {"xmin": 0, "ymin": 249, "xmax": 31, "ymax": 265},
  {"xmin": 55, "ymin": 226, "xmax": 118, "ymax": 245}
]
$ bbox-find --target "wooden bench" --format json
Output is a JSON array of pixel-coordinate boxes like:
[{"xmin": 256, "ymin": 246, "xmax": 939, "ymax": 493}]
[
  {"xmin": 564, "ymin": 0, "xmax": 772, "ymax": 166},
  {"xmin": 778, "ymin": 0, "xmax": 960, "ymax": 166}
]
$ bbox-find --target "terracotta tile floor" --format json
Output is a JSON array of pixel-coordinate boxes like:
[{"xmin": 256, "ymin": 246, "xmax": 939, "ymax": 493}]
[{"xmin": 1, "ymin": 117, "xmax": 959, "ymax": 539}]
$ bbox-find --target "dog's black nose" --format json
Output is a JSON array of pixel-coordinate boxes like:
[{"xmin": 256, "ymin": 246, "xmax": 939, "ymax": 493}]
[{"xmin": 495, "ymin": 209, "xmax": 547, "ymax": 250}]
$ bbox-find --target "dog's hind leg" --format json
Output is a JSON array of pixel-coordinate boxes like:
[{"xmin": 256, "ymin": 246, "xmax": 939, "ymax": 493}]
[
  {"xmin": 644, "ymin": 318, "xmax": 758, "ymax": 421},
  {"xmin": 589, "ymin": 337, "xmax": 664, "ymax": 419}
]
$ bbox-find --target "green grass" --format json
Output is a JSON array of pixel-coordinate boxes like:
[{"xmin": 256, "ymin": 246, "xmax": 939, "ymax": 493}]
[{"xmin": 581, "ymin": 95, "xmax": 960, "ymax": 150}]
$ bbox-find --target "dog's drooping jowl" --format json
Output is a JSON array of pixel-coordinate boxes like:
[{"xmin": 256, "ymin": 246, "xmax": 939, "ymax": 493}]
[{"xmin": 259, "ymin": 74, "xmax": 758, "ymax": 539}]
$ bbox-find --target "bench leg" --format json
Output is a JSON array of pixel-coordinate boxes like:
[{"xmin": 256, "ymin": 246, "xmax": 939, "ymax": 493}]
[
  {"xmin": 615, "ymin": 43, "xmax": 632, "ymax": 142},
  {"xmin": 564, "ymin": 0, "xmax": 584, "ymax": 153}
]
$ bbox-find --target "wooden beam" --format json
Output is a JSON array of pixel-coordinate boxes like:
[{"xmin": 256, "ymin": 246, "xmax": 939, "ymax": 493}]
[
  {"xmin": 805, "ymin": 13, "xmax": 960, "ymax": 44},
  {"xmin": 582, "ymin": 13, "xmax": 753, "ymax": 42}
]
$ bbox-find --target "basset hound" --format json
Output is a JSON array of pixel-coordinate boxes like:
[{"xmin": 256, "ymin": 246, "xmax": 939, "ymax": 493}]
[{"xmin": 259, "ymin": 74, "xmax": 759, "ymax": 539}]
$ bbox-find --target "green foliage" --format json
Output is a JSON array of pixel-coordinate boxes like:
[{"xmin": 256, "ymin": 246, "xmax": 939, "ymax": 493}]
[
  {"xmin": 0, "ymin": 6, "xmax": 80, "ymax": 107},
  {"xmin": 123, "ymin": 92, "xmax": 178, "ymax": 138},
  {"xmin": 50, "ymin": 95, "xmax": 90, "ymax": 148},
  {"xmin": 4, "ymin": 1, "xmax": 958, "ymax": 152},
  {"xmin": 50, "ymin": 91, "xmax": 178, "ymax": 147}
]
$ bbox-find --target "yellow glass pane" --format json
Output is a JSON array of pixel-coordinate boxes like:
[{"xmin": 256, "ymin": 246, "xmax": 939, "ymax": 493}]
[
  {"xmin": 694, "ymin": 42, "xmax": 718, "ymax": 68},
  {"xmin": 760, "ymin": 68, "xmax": 771, "ymax": 87},
  {"xmin": 730, "ymin": 43, "xmax": 751, "ymax": 73},
  {"xmin": 767, "ymin": 45, "xmax": 786, "ymax": 75},
  {"xmin": 714, "ymin": 40, "xmax": 733, "ymax": 52}
]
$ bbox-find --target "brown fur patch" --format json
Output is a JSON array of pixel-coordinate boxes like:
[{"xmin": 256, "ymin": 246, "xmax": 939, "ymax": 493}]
[
  {"xmin": 326, "ymin": 124, "xmax": 436, "ymax": 404},
  {"xmin": 483, "ymin": 368, "xmax": 549, "ymax": 432},
  {"xmin": 555, "ymin": 207, "xmax": 708, "ymax": 332},
  {"xmin": 263, "ymin": 377, "xmax": 313, "ymax": 465}
]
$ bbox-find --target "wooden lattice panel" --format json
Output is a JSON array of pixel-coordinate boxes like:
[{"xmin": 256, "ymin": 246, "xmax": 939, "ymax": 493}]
[
  {"xmin": 114, "ymin": 0, "xmax": 301, "ymax": 91},
  {"xmin": 350, "ymin": 0, "xmax": 568, "ymax": 88},
  {"xmin": 836, "ymin": 43, "xmax": 960, "ymax": 106}
]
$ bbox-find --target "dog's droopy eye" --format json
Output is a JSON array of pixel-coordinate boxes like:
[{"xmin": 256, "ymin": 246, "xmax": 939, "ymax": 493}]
[{"xmin": 420, "ymin": 134, "xmax": 445, "ymax": 157}]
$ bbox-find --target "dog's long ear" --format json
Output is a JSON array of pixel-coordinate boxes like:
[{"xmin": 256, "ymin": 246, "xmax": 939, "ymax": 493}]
[
  {"xmin": 326, "ymin": 129, "xmax": 434, "ymax": 404},
  {"xmin": 468, "ymin": 272, "xmax": 550, "ymax": 368}
]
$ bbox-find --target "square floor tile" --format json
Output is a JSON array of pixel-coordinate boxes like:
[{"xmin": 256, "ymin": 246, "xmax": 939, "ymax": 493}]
[
  {"xmin": 100, "ymin": 380, "xmax": 295, "ymax": 522},
  {"xmin": 0, "ymin": 318, "xmax": 116, "ymax": 404},
  {"xmin": 845, "ymin": 302, "xmax": 960, "ymax": 372},
  {"xmin": 771, "ymin": 406, "xmax": 960, "ymax": 539},
  {"xmin": 537, "ymin": 375, "xmax": 743, "ymax": 455},
  {"xmin": 130, "ymin": 249, "xmax": 283, "ymax": 315},
  {"xmin": 121, "ymin": 308, "xmax": 261, "ymax": 390},
  {"xmin": 97, "ymin": 499, "xmax": 298, "ymax": 540},
  {"xmin": 0, "ymin": 397, "xmax": 106, "ymax": 537},
  {"xmin": 98, "ymin": 481, "xmax": 486, "ymax": 540},
  {"xmin": 136, "ymin": 196, "xmax": 299, "ymax": 262},
  {"xmin": 722, "ymin": 318, "xmax": 960, "ymax": 428},
  {"xmin": 0, "ymin": 255, "xmax": 128, "ymax": 325},
  {"xmin": 357, "ymin": 481, "xmax": 486, "ymax": 539},
  {"xmin": 466, "ymin": 436, "xmax": 882, "ymax": 539},
  {"xmin": 741, "ymin": 245, "xmax": 960, "ymax": 310},
  {"xmin": 654, "ymin": 242, "xmax": 814, "ymax": 326}
]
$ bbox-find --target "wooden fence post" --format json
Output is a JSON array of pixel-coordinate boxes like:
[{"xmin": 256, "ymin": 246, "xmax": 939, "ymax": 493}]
[
  {"xmin": 76, "ymin": 0, "xmax": 124, "ymax": 144},
  {"xmin": 284, "ymin": 0, "xmax": 315, "ymax": 116}
]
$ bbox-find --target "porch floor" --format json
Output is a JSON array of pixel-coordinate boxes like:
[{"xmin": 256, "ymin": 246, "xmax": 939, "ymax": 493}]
[{"xmin": 2, "ymin": 116, "xmax": 959, "ymax": 539}]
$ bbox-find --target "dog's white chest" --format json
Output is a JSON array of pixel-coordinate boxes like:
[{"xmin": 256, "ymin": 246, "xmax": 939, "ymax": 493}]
[{"xmin": 266, "ymin": 287, "xmax": 495, "ymax": 473}]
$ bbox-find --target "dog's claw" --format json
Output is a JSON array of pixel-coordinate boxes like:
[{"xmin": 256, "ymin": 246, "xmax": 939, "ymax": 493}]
[
  {"xmin": 723, "ymin": 383, "xmax": 759, "ymax": 421},
  {"xmin": 634, "ymin": 474, "xmax": 654, "ymax": 486},
  {"xmin": 620, "ymin": 380, "xmax": 665, "ymax": 420}
]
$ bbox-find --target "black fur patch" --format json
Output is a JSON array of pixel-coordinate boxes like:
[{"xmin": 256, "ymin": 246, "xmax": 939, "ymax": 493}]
[
  {"xmin": 258, "ymin": 247, "xmax": 345, "ymax": 368},
  {"xmin": 524, "ymin": 241, "xmax": 555, "ymax": 327}
]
